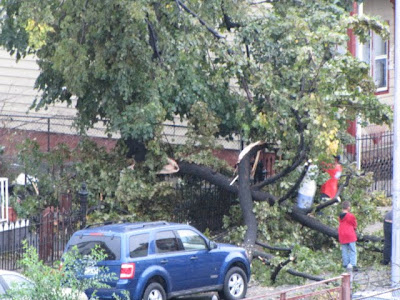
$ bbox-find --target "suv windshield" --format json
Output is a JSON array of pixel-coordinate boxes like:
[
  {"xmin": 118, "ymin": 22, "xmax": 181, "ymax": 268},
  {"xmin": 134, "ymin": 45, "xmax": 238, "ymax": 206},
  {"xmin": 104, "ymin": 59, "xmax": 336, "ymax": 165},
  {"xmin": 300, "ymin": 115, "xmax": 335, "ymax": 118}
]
[{"xmin": 67, "ymin": 235, "xmax": 121, "ymax": 260}]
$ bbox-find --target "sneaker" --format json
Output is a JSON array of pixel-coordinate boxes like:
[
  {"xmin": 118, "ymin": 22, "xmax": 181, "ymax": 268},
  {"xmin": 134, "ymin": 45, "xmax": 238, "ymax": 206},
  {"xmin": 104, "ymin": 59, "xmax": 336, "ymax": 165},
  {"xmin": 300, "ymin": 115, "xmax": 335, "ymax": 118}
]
[{"xmin": 353, "ymin": 266, "xmax": 359, "ymax": 272}]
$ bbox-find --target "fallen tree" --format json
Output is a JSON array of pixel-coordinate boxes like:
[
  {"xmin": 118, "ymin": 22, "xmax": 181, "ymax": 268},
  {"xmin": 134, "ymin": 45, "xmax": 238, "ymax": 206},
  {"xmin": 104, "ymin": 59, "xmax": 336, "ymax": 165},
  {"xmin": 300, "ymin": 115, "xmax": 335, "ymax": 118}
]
[{"xmin": 0, "ymin": 0, "xmax": 391, "ymax": 284}]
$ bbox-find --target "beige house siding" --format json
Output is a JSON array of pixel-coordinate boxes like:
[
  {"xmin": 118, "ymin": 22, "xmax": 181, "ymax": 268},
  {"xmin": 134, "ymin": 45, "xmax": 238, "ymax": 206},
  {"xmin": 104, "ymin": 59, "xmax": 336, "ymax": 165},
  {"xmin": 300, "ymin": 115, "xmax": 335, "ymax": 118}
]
[
  {"xmin": 364, "ymin": 0, "xmax": 394, "ymax": 108},
  {"xmin": 360, "ymin": 0, "xmax": 394, "ymax": 135},
  {"xmin": 0, "ymin": 49, "xmax": 77, "ymax": 117},
  {"xmin": 0, "ymin": 49, "xmax": 240, "ymax": 150}
]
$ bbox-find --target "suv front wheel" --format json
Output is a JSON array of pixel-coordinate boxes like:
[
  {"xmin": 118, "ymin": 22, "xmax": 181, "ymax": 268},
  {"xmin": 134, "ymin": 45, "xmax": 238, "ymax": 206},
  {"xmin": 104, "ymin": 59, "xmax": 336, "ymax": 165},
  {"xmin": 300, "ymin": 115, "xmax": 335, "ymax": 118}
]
[
  {"xmin": 219, "ymin": 267, "xmax": 247, "ymax": 300},
  {"xmin": 143, "ymin": 282, "xmax": 166, "ymax": 300}
]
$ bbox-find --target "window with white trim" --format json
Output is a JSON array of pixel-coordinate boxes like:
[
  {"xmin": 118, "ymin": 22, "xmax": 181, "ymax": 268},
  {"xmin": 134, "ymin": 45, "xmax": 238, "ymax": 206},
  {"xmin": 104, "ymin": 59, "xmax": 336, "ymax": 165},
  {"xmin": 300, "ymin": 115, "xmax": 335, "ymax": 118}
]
[{"xmin": 362, "ymin": 32, "xmax": 388, "ymax": 92}]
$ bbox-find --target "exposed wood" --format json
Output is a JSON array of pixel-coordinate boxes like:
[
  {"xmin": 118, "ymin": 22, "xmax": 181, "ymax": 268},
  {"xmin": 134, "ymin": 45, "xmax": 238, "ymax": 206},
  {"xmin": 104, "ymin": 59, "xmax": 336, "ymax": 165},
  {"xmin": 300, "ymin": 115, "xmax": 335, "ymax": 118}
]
[
  {"xmin": 238, "ymin": 146, "xmax": 258, "ymax": 258},
  {"xmin": 271, "ymin": 257, "xmax": 294, "ymax": 283}
]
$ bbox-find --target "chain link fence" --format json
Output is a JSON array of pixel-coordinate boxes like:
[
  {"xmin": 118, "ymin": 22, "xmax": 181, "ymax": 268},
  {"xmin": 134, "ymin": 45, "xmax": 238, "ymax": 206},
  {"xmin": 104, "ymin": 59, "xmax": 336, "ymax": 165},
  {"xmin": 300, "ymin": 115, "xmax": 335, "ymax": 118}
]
[
  {"xmin": 0, "ymin": 114, "xmax": 117, "ymax": 157},
  {"xmin": 0, "ymin": 114, "xmax": 241, "ymax": 155}
]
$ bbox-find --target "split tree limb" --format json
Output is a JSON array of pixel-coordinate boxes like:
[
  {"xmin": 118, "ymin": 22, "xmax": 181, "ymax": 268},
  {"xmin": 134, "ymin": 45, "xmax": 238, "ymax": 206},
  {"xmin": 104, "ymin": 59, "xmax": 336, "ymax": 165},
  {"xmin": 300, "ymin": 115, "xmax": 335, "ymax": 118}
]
[
  {"xmin": 254, "ymin": 109, "xmax": 308, "ymax": 191},
  {"xmin": 253, "ymin": 250, "xmax": 274, "ymax": 261},
  {"xmin": 271, "ymin": 257, "xmax": 294, "ymax": 283}
]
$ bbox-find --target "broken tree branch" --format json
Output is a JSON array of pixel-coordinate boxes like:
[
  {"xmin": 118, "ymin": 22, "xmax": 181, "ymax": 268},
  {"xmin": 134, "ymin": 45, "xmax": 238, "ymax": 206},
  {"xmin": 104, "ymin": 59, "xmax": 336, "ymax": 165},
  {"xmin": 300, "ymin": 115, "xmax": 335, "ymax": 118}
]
[
  {"xmin": 256, "ymin": 240, "xmax": 293, "ymax": 252},
  {"xmin": 146, "ymin": 17, "xmax": 162, "ymax": 61},
  {"xmin": 176, "ymin": 0, "xmax": 225, "ymax": 39},
  {"xmin": 271, "ymin": 257, "xmax": 294, "ymax": 283},
  {"xmin": 278, "ymin": 163, "xmax": 309, "ymax": 205},
  {"xmin": 287, "ymin": 269, "xmax": 325, "ymax": 281},
  {"xmin": 254, "ymin": 109, "xmax": 308, "ymax": 191}
]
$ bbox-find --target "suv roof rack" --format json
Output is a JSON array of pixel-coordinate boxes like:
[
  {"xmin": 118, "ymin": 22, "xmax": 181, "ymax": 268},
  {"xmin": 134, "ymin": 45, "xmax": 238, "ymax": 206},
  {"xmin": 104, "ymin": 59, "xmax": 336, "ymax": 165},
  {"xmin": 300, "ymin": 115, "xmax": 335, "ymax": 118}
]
[
  {"xmin": 83, "ymin": 220, "xmax": 170, "ymax": 231},
  {"xmin": 84, "ymin": 220, "xmax": 127, "ymax": 229},
  {"xmin": 123, "ymin": 221, "xmax": 170, "ymax": 232},
  {"xmin": 142, "ymin": 221, "xmax": 169, "ymax": 227}
]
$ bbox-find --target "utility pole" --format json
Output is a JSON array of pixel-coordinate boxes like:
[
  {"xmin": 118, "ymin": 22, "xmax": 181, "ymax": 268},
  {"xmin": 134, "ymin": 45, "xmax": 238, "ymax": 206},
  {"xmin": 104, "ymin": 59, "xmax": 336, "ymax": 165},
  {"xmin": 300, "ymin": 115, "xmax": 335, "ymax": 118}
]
[
  {"xmin": 356, "ymin": 3, "xmax": 363, "ymax": 170},
  {"xmin": 392, "ymin": 0, "xmax": 400, "ymax": 287}
]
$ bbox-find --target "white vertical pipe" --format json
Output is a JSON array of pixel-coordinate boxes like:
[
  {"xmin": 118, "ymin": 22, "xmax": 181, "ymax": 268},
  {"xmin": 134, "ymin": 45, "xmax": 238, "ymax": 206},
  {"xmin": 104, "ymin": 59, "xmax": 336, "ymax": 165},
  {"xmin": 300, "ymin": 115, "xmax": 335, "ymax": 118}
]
[
  {"xmin": 4, "ymin": 179, "xmax": 8, "ymax": 222},
  {"xmin": 392, "ymin": 0, "xmax": 400, "ymax": 286},
  {"xmin": 356, "ymin": 3, "xmax": 363, "ymax": 170},
  {"xmin": 0, "ymin": 179, "xmax": 3, "ymax": 221}
]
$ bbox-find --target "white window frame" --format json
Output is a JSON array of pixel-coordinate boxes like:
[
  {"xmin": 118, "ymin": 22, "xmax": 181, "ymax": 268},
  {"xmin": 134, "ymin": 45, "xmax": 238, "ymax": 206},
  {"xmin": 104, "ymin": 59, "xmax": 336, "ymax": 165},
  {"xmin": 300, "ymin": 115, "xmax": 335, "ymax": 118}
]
[{"xmin": 362, "ymin": 32, "xmax": 389, "ymax": 92}]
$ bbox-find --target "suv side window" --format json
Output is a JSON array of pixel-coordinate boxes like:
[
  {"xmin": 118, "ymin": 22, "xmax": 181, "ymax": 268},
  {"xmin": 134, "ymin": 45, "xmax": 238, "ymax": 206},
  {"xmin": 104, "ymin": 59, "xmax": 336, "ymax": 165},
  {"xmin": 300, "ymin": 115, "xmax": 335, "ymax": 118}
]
[
  {"xmin": 155, "ymin": 231, "xmax": 180, "ymax": 253},
  {"xmin": 129, "ymin": 233, "xmax": 149, "ymax": 258},
  {"xmin": 177, "ymin": 229, "xmax": 207, "ymax": 251}
]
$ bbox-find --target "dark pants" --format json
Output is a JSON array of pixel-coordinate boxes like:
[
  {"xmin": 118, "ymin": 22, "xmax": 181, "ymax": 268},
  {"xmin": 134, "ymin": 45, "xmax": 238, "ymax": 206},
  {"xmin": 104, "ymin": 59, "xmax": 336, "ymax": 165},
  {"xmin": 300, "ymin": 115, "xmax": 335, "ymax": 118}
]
[{"xmin": 383, "ymin": 221, "xmax": 392, "ymax": 264}]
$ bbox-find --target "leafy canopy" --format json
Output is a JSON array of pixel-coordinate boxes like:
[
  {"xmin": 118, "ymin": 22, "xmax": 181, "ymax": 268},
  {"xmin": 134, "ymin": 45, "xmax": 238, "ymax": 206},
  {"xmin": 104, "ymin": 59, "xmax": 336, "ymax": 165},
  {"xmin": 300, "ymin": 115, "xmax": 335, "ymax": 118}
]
[
  {"xmin": 0, "ymin": 0, "xmax": 391, "ymax": 165},
  {"xmin": 0, "ymin": 0, "xmax": 392, "ymax": 285}
]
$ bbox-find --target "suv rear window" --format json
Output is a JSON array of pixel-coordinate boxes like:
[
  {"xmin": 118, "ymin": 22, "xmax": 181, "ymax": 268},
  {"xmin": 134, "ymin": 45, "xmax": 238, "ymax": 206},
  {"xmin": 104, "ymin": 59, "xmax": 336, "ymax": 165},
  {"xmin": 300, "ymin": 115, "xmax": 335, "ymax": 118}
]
[{"xmin": 67, "ymin": 235, "xmax": 121, "ymax": 260}]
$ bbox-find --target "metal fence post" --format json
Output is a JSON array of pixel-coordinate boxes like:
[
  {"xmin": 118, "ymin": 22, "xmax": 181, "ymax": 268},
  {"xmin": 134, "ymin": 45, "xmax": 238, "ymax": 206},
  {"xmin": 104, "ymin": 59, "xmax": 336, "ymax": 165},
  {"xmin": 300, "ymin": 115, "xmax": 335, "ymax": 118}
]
[
  {"xmin": 342, "ymin": 273, "xmax": 351, "ymax": 300},
  {"xmin": 79, "ymin": 183, "xmax": 88, "ymax": 229}
]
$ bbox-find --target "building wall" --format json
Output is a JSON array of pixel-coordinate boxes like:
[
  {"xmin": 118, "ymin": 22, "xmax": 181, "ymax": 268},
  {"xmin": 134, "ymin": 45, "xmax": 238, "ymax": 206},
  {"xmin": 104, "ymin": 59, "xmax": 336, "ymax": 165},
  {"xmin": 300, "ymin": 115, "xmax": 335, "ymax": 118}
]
[
  {"xmin": 352, "ymin": 0, "xmax": 394, "ymax": 137},
  {"xmin": 0, "ymin": 50, "xmax": 77, "ymax": 117},
  {"xmin": 0, "ymin": 49, "xmax": 241, "ymax": 154},
  {"xmin": 363, "ymin": 0, "xmax": 394, "ymax": 109}
]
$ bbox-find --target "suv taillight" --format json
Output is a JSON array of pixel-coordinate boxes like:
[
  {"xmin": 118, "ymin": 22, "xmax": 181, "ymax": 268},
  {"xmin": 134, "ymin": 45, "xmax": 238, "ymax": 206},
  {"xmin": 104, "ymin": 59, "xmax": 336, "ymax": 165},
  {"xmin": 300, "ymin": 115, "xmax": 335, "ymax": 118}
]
[{"xmin": 120, "ymin": 263, "xmax": 135, "ymax": 279}]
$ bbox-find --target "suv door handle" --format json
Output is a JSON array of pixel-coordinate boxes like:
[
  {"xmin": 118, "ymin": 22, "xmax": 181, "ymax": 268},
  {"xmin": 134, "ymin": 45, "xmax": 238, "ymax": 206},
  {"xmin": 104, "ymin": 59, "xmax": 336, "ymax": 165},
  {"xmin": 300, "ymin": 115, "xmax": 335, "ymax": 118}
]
[
  {"xmin": 160, "ymin": 259, "xmax": 168, "ymax": 264},
  {"xmin": 190, "ymin": 256, "xmax": 198, "ymax": 260}
]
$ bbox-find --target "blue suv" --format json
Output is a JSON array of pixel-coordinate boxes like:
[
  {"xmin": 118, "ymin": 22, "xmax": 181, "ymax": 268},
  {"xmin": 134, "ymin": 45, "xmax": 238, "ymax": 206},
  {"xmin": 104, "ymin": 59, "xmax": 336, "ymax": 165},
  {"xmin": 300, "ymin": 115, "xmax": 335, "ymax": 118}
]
[{"xmin": 64, "ymin": 221, "xmax": 251, "ymax": 300}]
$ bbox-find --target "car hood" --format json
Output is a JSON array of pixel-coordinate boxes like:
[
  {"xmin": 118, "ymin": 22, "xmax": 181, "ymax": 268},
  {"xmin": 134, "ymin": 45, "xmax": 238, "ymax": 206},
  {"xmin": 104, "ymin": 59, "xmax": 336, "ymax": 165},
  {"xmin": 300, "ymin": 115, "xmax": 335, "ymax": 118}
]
[{"xmin": 217, "ymin": 243, "xmax": 246, "ymax": 252}]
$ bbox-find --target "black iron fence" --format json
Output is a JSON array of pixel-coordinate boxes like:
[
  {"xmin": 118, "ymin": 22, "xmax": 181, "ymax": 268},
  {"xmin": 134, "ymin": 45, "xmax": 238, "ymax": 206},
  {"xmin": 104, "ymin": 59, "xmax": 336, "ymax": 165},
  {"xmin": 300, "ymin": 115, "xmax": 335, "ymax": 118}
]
[
  {"xmin": 359, "ymin": 131, "xmax": 393, "ymax": 196},
  {"xmin": 0, "ymin": 209, "xmax": 81, "ymax": 270},
  {"xmin": 172, "ymin": 175, "xmax": 237, "ymax": 232},
  {"xmin": 345, "ymin": 131, "xmax": 393, "ymax": 197},
  {"xmin": 0, "ymin": 177, "xmax": 236, "ymax": 270},
  {"xmin": 0, "ymin": 187, "xmax": 87, "ymax": 271}
]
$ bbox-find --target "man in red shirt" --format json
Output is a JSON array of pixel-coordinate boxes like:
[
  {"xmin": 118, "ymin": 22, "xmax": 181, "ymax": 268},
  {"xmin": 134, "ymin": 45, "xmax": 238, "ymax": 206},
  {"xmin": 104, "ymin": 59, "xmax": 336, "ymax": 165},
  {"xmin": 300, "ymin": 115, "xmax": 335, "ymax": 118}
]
[
  {"xmin": 338, "ymin": 201, "xmax": 358, "ymax": 271},
  {"xmin": 321, "ymin": 155, "xmax": 342, "ymax": 200}
]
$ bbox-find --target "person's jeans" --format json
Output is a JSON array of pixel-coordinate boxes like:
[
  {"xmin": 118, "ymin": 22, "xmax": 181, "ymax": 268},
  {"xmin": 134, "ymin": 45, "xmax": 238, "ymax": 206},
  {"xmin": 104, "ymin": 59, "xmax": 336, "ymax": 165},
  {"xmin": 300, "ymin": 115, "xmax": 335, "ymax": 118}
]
[{"xmin": 341, "ymin": 242, "xmax": 357, "ymax": 267}]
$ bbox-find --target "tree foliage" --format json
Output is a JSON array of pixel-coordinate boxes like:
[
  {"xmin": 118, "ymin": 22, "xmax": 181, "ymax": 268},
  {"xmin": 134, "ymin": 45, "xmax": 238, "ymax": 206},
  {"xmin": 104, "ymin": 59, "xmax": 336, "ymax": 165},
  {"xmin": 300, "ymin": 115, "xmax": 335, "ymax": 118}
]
[
  {"xmin": 3, "ymin": 241, "xmax": 126, "ymax": 300},
  {"xmin": 0, "ymin": 0, "xmax": 392, "ymax": 284},
  {"xmin": 0, "ymin": 0, "xmax": 390, "ymax": 154}
]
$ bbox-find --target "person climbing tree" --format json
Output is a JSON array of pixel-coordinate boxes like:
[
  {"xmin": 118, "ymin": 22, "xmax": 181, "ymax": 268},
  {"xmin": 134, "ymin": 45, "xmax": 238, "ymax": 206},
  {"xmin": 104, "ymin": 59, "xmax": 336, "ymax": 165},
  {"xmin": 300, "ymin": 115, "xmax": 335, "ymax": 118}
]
[{"xmin": 320, "ymin": 155, "xmax": 342, "ymax": 201}]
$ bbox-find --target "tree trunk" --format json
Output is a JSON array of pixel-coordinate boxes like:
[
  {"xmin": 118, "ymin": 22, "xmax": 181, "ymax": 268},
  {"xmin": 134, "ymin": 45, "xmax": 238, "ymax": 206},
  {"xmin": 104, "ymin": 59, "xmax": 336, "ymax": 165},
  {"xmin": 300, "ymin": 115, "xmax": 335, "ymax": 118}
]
[
  {"xmin": 238, "ymin": 153, "xmax": 258, "ymax": 259},
  {"xmin": 124, "ymin": 137, "xmax": 147, "ymax": 162}
]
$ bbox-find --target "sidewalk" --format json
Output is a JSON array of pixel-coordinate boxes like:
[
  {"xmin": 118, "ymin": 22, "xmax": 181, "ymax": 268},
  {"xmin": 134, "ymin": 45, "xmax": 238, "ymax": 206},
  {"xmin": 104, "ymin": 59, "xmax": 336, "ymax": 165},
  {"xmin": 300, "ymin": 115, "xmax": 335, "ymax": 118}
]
[{"xmin": 353, "ymin": 289, "xmax": 400, "ymax": 300}]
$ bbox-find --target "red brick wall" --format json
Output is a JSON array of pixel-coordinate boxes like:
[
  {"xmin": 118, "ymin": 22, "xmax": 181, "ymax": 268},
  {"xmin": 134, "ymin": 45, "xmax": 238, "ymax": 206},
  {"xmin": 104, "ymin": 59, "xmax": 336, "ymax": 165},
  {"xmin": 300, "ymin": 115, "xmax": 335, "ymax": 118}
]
[{"xmin": 0, "ymin": 128, "xmax": 117, "ymax": 156}]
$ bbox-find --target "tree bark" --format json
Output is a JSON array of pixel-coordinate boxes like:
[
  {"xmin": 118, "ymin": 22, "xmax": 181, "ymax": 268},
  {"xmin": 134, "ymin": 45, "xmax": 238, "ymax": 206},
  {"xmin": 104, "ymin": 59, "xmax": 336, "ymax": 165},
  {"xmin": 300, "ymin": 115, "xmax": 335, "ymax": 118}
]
[{"xmin": 238, "ymin": 152, "xmax": 258, "ymax": 259}]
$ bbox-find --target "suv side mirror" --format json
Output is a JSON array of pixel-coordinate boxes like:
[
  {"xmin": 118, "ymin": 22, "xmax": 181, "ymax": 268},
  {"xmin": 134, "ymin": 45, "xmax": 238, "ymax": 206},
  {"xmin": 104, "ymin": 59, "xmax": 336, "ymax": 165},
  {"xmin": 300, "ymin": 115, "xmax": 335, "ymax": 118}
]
[{"xmin": 209, "ymin": 241, "xmax": 218, "ymax": 250}]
